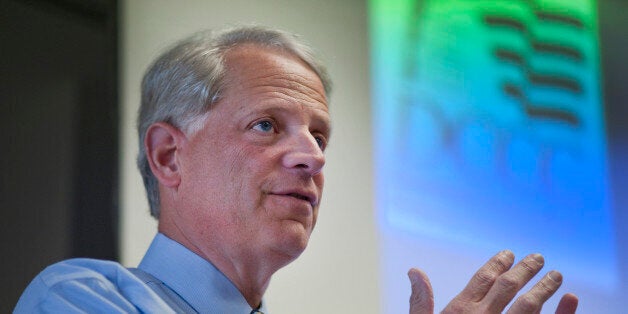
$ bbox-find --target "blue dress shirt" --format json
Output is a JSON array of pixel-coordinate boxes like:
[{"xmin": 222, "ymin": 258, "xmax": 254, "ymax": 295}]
[{"xmin": 14, "ymin": 233, "xmax": 267, "ymax": 313}]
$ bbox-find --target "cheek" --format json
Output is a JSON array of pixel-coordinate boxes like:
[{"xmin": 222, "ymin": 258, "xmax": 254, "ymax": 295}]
[
  {"xmin": 223, "ymin": 146, "xmax": 257, "ymax": 190},
  {"xmin": 310, "ymin": 206, "xmax": 319, "ymax": 231},
  {"xmin": 315, "ymin": 173, "xmax": 325, "ymax": 189},
  {"xmin": 232, "ymin": 145, "xmax": 279, "ymax": 183},
  {"xmin": 179, "ymin": 139, "xmax": 244, "ymax": 208},
  {"xmin": 213, "ymin": 144, "xmax": 273, "ymax": 221},
  {"xmin": 314, "ymin": 174, "xmax": 325, "ymax": 202}
]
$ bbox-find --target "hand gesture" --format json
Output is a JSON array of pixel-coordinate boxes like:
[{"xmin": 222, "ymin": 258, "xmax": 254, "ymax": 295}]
[{"xmin": 408, "ymin": 250, "xmax": 579, "ymax": 313}]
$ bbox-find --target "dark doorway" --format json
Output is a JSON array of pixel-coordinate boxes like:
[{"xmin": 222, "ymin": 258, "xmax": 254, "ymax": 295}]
[{"xmin": 0, "ymin": 0, "xmax": 118, "ymax": 311}]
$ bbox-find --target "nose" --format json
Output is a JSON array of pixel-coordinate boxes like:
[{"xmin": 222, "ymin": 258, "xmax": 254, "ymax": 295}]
[{"xmin": 282, "ymin": 129, "xmax": 326, "ymax": 176}]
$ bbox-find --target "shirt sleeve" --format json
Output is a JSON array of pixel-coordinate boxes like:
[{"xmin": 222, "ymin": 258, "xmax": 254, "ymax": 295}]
[{"xmin": 14, "ymin": 258, "xmax": 176, "ymax": 314}]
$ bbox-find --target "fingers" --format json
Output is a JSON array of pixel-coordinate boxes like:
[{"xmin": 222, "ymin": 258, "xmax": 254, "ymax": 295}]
[
  {"xmin": 482, "ymin": 253, "xmax": 546, "ymax": 312},
  {"xmin": 506, "ymin": 271, "xmax": 564, "ymax": 314},
  {"xmin": 408, "ymin": 268, "xmax": 434, "ymax": 314},
  {"xmin": 431, "ymin": 251, "xmax": 576, "ymax": 314},
  {"xmin": 456, "ymin": 250, "xmax": 515, "ymax": 302},
  {"xmin": 555, "ymin": 293, "xmax": 578, "ymax": 314}
]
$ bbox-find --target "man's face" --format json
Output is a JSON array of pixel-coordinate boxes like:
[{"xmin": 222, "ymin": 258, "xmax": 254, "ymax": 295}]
[{"xmin": 172, "ymin": 45, "xmax": 330, "ymax": 264}]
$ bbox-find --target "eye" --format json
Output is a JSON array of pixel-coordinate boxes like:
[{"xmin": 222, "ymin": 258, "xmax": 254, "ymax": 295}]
[
  {"xmin": 252, "ymin": 120, "xmax": 275, "ymax": 133},
  {"xmin": 314, "ymin": 135, "xmax": 327, "ymax": 151}
]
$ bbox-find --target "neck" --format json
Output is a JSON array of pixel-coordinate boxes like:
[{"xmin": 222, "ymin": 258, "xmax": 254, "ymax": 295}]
[
  {"xmin": 158, "ymin": 218, "xmax": 287, "ymax": 308},
  {"xmin": 210, "ymin": 251, "xmax": 273, "ymax": 308}
]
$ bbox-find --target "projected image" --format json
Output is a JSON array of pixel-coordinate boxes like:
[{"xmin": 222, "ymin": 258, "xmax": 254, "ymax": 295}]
[{"xmin": 371, "ymin": 0, "xmax": 617, "ymax": 289}]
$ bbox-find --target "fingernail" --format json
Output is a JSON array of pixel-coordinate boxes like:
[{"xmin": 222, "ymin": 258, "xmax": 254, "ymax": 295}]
[
  {"xmin": 408, "ymin": 269, "xmax": 419, "ymax": 283},
  {"xmin": 532, "ymin": 253, "xmax": 544, "ymax": 264},
  {"xmin": 548, "ymin": 270, "xmax": 562, "ymax": 282},
  {"xmin": 499, "ymin": 250, "xmax": 514, "ymax": 260}
]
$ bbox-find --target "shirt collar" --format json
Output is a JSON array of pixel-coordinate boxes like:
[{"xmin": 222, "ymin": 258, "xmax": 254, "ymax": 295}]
[{"xmin": 138, "ymin": 233, "xmax": 268, "ymax": 313}]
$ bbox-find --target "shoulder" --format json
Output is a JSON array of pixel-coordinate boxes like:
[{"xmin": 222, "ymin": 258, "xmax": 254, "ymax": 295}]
[
  {"xmin": 14, "ymin": 258, "xmax": 174, "ymax": 314},
  {"xmin": 35, "ymin": 258, "xmax": 130, "ymax": 286}
]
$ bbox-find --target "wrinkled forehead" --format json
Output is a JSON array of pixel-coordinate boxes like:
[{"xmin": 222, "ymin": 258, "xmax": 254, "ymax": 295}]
[{"xmin": 221, "ymin": 44, "xmax": 328, "ymax": 105}]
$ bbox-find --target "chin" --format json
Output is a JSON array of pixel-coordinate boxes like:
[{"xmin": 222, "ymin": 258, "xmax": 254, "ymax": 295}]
[{"xmin": 272, "ymin": 223, "xmax": 311, "ymax": 261}]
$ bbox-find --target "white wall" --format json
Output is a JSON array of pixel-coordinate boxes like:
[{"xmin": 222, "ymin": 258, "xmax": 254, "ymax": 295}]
[{"xmin": 119, "ymin": 1, "xmax": 379, "ymax": 313}]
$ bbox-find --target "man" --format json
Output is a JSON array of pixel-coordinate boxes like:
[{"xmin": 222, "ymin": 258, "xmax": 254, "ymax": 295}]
[{"xmin": 15, "ymin": 26, "xmax": 578, "ymax": 313}]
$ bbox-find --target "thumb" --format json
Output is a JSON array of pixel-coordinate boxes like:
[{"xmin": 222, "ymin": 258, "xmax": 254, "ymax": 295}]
[{"xmin": 408, "ymin": 268, "xmax": 434, "ymax": 314}]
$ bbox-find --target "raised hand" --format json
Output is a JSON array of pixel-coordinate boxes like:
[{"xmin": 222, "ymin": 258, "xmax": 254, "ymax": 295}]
[{"xmin": 408, "ymin": 250, "xmax": 579, "ymax": 313}]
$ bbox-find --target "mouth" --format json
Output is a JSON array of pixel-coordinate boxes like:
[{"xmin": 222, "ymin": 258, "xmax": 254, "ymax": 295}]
[
  {"xmin": 288, "ymin": 193, "xmax": 311, "ymax": 202},
  {"xmin": 271, "ymin": 190, "xmax": 317, "ymax": 207}
]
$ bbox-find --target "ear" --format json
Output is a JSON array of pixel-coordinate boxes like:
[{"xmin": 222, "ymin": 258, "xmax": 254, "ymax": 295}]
[{"xmin": 144, "ymin": 122, "xmax": 186, "ymax": 188}]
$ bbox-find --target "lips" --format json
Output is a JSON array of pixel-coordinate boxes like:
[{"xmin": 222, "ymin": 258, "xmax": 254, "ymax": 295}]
[{"xmin": 271, "ymin": 189, "xmax": 318, "ymax": 207}]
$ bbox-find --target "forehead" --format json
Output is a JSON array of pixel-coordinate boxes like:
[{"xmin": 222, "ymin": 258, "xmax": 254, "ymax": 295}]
[{"xmin": 221, "ymin": 44, "xmax": 328, "ymax": 107}]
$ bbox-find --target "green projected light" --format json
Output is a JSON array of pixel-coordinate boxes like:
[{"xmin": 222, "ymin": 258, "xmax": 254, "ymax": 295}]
[{"xmin": 371, "ymin": 0, "xmax": 616, "ymax": 289}]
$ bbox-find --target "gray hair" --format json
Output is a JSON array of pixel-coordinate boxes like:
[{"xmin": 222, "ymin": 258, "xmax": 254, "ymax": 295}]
[{"xmin": 137, "ymin": 25, "xmax": 332, "ymax": 218}]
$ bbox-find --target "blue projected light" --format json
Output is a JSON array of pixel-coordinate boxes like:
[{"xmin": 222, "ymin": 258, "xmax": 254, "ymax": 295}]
[{"xmin": 372, "ymin": 0, "xmax": 617, "ymax": 289}]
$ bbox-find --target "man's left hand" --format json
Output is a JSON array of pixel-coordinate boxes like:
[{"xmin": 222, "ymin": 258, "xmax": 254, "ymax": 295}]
[{"xmin": 408, "ymin": 251, "xmax": 579, "ymax": 313}]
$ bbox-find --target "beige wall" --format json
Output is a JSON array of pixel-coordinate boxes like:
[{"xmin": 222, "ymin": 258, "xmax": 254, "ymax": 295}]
[{"xmin": 119, "ymin": 1, "xmax": 378, "ymax": 313}]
